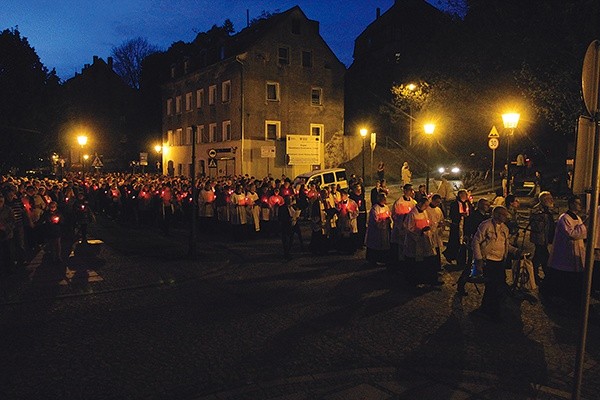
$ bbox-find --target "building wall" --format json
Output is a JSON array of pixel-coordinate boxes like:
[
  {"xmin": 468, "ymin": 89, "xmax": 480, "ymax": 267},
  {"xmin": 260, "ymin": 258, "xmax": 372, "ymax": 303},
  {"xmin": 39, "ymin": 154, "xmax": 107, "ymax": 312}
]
[{"xmin": 161, "ymin": 7, "xmax": 345, "ymax": 180}]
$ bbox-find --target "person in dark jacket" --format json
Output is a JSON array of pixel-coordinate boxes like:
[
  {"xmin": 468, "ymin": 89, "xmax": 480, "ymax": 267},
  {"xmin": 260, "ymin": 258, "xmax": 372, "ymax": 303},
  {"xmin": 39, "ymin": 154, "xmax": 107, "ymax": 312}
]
[
  {"xmin": 443, "ymin": 189, "xmax": 473, "ymax": 267},
  {"xmin": 528, "ymin": 191, "xmax": 555, "ymax": 284},
  {"xmin": 456, "ymin": 198, "xmax": 491, "ymax": 296}
]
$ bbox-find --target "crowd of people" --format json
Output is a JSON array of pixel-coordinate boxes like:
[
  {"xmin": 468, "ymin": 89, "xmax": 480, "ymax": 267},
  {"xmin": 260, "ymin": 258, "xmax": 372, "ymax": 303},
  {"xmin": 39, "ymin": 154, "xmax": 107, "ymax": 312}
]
[{"xmin": 0, "ymin": 168, "xmax": 597, "ymax": 323}]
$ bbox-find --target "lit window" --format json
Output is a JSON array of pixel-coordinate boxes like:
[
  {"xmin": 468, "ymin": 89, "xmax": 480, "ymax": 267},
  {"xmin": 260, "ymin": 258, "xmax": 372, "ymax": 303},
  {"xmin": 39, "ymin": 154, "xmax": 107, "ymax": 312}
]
[
  {"xmin": 175, "ymin": 128, "xmax": 183, "ymax": 145},
  {"xmin": 222, "ymin": 120, "xmax": 231, "ymax": 141},
  {"xmin": 209, "ymin": 123, "xmax": 217, "ymax": 142},
  {"xmin": 167, "ymin": 130, "xmax": 173, "ymax": 146},
  {"xmin": 278, "ymin": 47, "xmax": 289, "ymax": 65},
  {"xmin": 175, "ymin": 95, "xmax": 182, "ymax": 114},
  {"xmin": 185, "ymin": 92, "xmax": 192, "ymax": 111},
  {"xmin": 209, "ymin": 85, "xmax": 217, "ymax": 105},
  {"xmin": 311, "ymin": 88, "xmax": 322, "ymax": 106},
  {"xmin": 166, "ymin": 98, "xmax": 173, "ymax": 116},
  {"xmin": 265, "ymin": 120, "xmax": 281, "ymax": 140},
  {"xmin": 221, "ymin": 81, "xmax": 231, "ymax": 103},
  {"xmin": 196, "ymin": 89, "xmax": 204, "ymax": 109},
  {"xmin": 266, "ymin": 82, "xmax": 280, "ymax": 101},
  {"xmin": 302, "ymin": 51, "xmax": 312, "ymax": 68}
]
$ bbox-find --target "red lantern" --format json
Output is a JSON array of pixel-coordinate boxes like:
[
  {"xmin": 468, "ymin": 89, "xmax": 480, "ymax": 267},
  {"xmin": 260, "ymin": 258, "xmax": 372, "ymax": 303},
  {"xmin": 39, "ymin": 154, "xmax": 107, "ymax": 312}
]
[{"xmin": 51, "ymin": 215, "xmax": 60, "ymax": 224}]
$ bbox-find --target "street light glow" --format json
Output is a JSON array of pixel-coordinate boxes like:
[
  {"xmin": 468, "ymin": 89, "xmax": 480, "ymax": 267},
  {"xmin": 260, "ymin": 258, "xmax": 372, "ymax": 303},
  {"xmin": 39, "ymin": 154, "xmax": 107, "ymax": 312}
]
[
  {"xmin": 407, "ymin": 83, "xmax": 416, "ymax": 91},
  {"xmin": 360, "ymin": 128, "xmax": 368, "ymax": 137},
  {"xmin": 77, "ymin": 135, "xmax": 88, "ymax": 146},
  {"xmin": 154, "ymin": 144, "xmax": 162, "ymax": 153},
  {"xmin": 502, "ymin": 113, "xmax": 520, "ymax": 129},
  {"xmin": 83, "ymin": 154, "xmax": 89, "ymax": 160},
  {"xmin": 424, "ymin": 123, "xmax": 435, "ymax": 135}
]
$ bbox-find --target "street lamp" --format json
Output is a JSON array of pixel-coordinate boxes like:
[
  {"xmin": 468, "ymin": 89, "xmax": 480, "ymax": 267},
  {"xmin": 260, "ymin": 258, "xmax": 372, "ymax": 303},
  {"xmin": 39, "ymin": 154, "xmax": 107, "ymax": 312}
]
[
  {"xmin": 502, "ymin": 112, "xmax": 520, "ymax": 195},
  {"xmin": 360, "ymin": 128, "xmax": 368, "ymax": 181},
  {"xmin": 424, "ymin": 123, "xmax": 435, "ymax": 194}
]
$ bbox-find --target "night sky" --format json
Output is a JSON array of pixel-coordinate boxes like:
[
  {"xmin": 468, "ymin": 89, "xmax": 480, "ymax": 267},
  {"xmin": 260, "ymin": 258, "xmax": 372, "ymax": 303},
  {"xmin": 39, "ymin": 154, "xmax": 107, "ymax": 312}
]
[{"xmin": 2, "ymin": 0, "xmax": 448, "ymax": 81}]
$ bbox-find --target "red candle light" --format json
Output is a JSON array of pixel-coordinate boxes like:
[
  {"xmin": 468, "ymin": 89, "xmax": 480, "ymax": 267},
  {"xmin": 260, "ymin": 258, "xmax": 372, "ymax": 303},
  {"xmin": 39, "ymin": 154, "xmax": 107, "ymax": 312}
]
[
  {"xmin": 415, "ymin": 218, "xmax": 430, "ymax": 230},
  {"xmin": 51, "ymin": 215, "xmax": 60, "ymax": 224},
  {"xmin": 398, "ymin": 203, "xmax": 412, "ymax": 215}
]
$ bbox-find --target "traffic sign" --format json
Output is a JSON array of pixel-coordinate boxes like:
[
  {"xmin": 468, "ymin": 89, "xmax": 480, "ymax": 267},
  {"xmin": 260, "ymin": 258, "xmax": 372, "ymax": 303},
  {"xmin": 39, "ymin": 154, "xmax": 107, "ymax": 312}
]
[
  {"xmin": 208, "ymin": 149, "xmax": 217, "ymax": 158},
  {"xmin": 488, "ymin": 126, "xmax": 500, "ymax": 138},
  {"xmin": 91, "ymin": 156, "xmax": 103, "ymax": 168},
  {"xmin": 207, "ymin": 158, "xmax": 217, "ymax": 168},
  {"xmin": 488, "ymin": 138, "xmax": 499, "ymax": 150},
  {"xmin": 582, "ymin": 40, "xmax": 600, "ymax": 116}
]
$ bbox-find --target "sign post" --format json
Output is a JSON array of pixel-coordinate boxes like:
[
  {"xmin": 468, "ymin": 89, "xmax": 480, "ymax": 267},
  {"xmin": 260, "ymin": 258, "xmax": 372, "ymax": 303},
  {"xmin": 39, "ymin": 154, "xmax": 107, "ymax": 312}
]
[
  {"xmin": 488, "ymin": 127, "xmax": 500, "ymax": 192},
  {"xmin": 573, "ymin": 40, "xmax": 600, "ymax": 400}
]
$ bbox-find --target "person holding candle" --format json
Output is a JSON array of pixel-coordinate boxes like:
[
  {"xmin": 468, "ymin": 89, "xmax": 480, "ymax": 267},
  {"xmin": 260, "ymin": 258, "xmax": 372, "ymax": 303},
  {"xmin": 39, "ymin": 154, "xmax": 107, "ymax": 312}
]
[
  {"xmin": 365, "ymin": 192, "xmax": 392, "ymax": 266},
  {"xmin": 245, "ymin": 184, "xmax": 260, "ymax": 233},
  {"xmin": 404, "ymin": 196, "xmax": 442, "ymax": 287},
  {"xmin": 41, "ymin": 201, "xmax": 64, "ymax": 263},
  {"xmin": 310, "ymin": 190, "xmax": 330, "ymax": 255},
  {"xmin": 336, "ymin": 189, "xmax": 359, "ymax": 254},
  {"xmin": 349, "ymin": 184, "xmax": 367, "ymax": 248},
  {"xmin": 390, "ymin": 184, "xmax": 416, "ymax": 271},
  {"xmin": 427, "ymin": 194, "xmax": 446, "ymax": 272}
]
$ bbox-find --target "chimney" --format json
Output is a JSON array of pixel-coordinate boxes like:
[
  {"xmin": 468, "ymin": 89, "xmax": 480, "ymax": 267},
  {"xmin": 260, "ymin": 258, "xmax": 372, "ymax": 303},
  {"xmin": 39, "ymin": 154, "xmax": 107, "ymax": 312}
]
[
  {"xmin": 247, "ymin": 9, "xmax": 250, "ymax": 28},
  {"xmin": 93, "ymin": 55, "xmax": 98, "ymax": 63},
  {"xmin": 107, "ymin": 57, "xmax": 113, "ymax": 69},
  {"xmin": 376, "ymin": 7, "xmax": 381, "ymax": 19}
]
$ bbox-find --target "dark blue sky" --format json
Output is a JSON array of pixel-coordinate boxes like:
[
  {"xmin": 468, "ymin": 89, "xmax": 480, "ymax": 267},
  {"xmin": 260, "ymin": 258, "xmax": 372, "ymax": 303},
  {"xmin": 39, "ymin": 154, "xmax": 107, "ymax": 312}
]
[{"xmin": 3, "ymin": 1, "xmax": 447, "ymax": 81}]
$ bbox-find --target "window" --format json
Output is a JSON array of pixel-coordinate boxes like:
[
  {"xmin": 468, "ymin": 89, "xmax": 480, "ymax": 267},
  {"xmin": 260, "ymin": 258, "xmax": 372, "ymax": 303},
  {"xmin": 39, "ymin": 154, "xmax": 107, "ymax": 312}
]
[
  {"xmin": 196, "ymin": 89, "xmax": 204, "ymax": 109},
  {"xmin": 175, "ymin": 128, "xmax": 183, "ymax": 146},
  {"xmin": 183, "ymin": 59, "xmax": 189, "ymax": 74},
  {"xmin": 310, "ymin": 124, "xmax": 323, "ymax": 137},
  {"xmin": 185, "ymin": 92, "xmax": 192, "ymax": 111},
  {"xmin": 185, "ymin": 127, "xmax": 192, "ymax": 144},
  {"xmin": 291, "ymin": 19, "xmax": 301, "ymax": 34},
  {"xmin": 278, "ymin": 47, "xmax": 289, "ymax": 65},
  {"xmin": 209, "ymin": 123, "xmax": 217, "ymax": 143},
  {"xmin": 166, "ymin": 98, "xmax": 173, "ymax": 116},
  {"xmin": 265, "ymin": 120, "xmax": 281, "ymax": 140},
  {"xmin": 208, "ymin": 85, "xmax": 217, "ymax": 105},
  {"xmin": 197, "ymin": 125, "xmax": 204, "ymax": 144},
  {"xmin": 167, "ymin": 130, "xmax": 173, "ymax": 146},
  {"xmin": 302, "ymin": 51, "xmax": 313, "ymax": 67},
  {"xmin": 323, "ymin": 172, "xmax": 335, "ymax": 185},
  {"xmin": 221, "ymin": 81, "xmax": 231, "ymax": 103},
  {"xmin": 222, "ymin": 120, "xmax": 231, "ymax": 141},
  {"xmin": 311, "ymin": 88, "xmax": 322, "ymax": 106},
  {"xmin": 335, "ymin": 170, "xmax": 347, "ymax": 183},
  {"xmin": 170, "ymin": 65, "xmax": 176, "ymax": 78},
  {"xmin": 175, "ymin": 95, "xmax": 182, "ymax": 114},
  {"xmin": 266, "ymin": 82, "xmax": 280, "ymax": 101}
]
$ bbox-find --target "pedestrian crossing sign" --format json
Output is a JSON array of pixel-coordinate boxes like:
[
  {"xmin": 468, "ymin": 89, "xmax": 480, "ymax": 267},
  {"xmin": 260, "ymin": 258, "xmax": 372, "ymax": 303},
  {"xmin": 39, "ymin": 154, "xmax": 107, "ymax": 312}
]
[{"xmin": 208, "ymin": 158, "xmax": 217, "ymax": 168}]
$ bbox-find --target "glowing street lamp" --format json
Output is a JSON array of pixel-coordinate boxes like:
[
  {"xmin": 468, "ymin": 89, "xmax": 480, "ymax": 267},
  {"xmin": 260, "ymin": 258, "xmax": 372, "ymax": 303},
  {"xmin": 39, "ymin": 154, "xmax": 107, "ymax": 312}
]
[
  {"xmin": 360, "ymin": 128, "xmax": 368, "ymax": 181},
  {"xmin": 424, "ymin": 123, "xmax": 435, "ymax": 193},
  {"xmin": 154, "ymin": 144, "xmax": 162, "ymax": 153},
  {"xmin": 76, "ymin": 135, "xmax": 88, "ymax": 170},
  {"xmin": 407, "ymin": 83, "xmax": 416, "ymax": 146},
  {"xmin": 502, "ymin": 112, "xmax": 520, "ymax": 194}
]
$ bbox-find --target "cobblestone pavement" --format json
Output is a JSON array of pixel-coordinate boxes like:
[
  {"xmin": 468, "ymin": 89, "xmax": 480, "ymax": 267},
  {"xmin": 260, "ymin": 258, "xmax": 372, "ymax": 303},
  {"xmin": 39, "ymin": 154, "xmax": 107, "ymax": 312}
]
[{"xmin": 0, "ymin": 213, "xmax": 599, "ymax": 400}]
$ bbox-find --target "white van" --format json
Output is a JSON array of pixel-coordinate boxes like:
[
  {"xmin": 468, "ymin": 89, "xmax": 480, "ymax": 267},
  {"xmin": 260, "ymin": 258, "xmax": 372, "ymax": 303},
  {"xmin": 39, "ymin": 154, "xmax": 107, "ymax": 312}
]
[{"xmin": 293, "ymin": 168, "xmax": 349, "ymax": 190}]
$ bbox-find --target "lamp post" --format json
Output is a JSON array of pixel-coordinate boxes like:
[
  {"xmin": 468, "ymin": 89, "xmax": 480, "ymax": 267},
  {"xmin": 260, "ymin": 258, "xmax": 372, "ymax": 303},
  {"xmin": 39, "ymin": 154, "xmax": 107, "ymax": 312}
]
[
  {"xmin": 424, "ymin": 123, "xmax": 435, "ymax": 193},
  {"xmin": 502, "ymin": 113, "xmax": 520, "ymax": 195},
  {"xmin": 407, "ymin": 83, "xmax": 416, "ymax": 146},
  {"xmin": 83, "ymin": 154, "xmax": 89, "ymax": 174},
  {"xmin": 154, "ymin": 144, "xmax": 162, "ymax": 173},
  {"xmin": 77, "ymin": 135, "xmax": 88, "ymax": 171},
  {"xmin": 360, "ymin": 128, "xmax": 367, "ymax": 184}
]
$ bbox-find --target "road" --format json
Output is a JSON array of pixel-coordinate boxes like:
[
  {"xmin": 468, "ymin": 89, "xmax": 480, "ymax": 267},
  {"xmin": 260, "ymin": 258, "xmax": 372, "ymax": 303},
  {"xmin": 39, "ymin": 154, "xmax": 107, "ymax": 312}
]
[{"xmin": 0, "ymin": 210, "xmax": 598, "ymax": 400}]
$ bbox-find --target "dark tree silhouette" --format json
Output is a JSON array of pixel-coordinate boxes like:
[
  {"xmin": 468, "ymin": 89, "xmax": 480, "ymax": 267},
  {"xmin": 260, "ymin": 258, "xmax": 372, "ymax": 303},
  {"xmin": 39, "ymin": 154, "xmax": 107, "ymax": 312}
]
[{"xmin": 111, "ymin": 37, "xmax": 159, "ymax": 89}]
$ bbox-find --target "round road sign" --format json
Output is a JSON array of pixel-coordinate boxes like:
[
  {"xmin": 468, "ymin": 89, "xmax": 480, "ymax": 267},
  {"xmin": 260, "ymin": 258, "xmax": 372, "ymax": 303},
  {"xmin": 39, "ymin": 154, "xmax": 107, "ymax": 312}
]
[
  {"xmin": 488, "ymin": 138, "xmax": 499, "ymax": 150},
  {"xmin": 208, "ymin": 149, "xmax": 217, "ymax": 158}
]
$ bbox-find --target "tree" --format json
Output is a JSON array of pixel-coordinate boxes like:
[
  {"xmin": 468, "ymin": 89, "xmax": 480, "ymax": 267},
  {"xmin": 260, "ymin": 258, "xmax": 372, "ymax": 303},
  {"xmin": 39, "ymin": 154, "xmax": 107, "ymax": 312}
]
[
  {"xmin": 0, "ymin": 28, "xmax": 57, "ymax": 172},
  {"xmin": 111, "ymin": 37, "xmax": 159, "ymax": 89}
]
